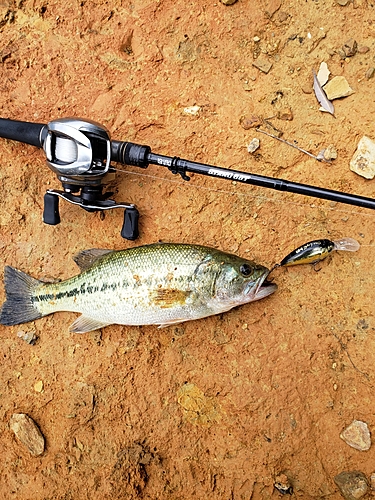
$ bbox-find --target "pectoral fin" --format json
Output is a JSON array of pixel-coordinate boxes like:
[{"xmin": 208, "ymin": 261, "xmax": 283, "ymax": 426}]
[{"xmin": 69, "ymin": 315, "xmax": 111, "ymax": 334}]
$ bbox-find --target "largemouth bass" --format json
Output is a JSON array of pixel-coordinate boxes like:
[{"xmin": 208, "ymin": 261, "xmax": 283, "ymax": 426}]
[{"xmin": 0, "ymin": 243, "xmax": 277, "ymax": 333}]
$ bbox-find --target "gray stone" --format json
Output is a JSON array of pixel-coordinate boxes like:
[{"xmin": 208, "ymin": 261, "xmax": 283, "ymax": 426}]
[{"xmin": 334, "ymin": 471, "xmax": 368, "ymax": 500}]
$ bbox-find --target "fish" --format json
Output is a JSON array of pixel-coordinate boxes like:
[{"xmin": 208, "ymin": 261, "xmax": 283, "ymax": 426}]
[
  {"xmin": 0, "ymin": 243, "xmax": 277, "ymax": 333},
  {"xmin": 279, "ymin": 237, "xmax": 360, "ymax": 267}
]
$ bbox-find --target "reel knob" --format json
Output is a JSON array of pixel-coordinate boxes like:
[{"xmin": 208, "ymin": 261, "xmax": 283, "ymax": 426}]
[
  {"xmin": 43, "ymin": 192, "xmax": 61, "ymax": 225},
  {"xmin": 121, "ymin": 207, "xmax": 139, "ymax": 240}
]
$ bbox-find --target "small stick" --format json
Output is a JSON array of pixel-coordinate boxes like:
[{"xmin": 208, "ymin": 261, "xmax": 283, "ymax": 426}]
[
  {"xmin": 256, "ymin": 127, "xmax": 331, "ymax": 163},
  {"xmin": 333, "ymin": 332, "xmax": 370, "ymax": 380}
]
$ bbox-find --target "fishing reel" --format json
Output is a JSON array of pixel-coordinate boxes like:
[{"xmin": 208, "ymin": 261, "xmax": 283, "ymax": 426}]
[
  {"xmin": 0, "ymin": 117, "xmax": 141, "ymax": 239},
  {"xmin": 41, "ymin": 118, "xmax": 140, "ymax": 240}
]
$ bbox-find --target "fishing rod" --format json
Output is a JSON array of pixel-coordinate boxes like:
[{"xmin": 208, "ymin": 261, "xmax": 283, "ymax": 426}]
[{"xmin": 1, "ymin": 116, "xmax": 375, "ymax": 240}]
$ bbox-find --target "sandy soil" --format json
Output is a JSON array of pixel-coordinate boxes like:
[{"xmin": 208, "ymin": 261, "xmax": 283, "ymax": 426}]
[{"xmin": 1, "ymin": 0, "xmax": 375, "ymax": 498}]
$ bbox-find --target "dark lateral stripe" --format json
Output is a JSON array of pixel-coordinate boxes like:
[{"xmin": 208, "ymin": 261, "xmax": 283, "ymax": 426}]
[{"xmin": 31, "ymin": 281, "xmax": 120, "ymax": 303}]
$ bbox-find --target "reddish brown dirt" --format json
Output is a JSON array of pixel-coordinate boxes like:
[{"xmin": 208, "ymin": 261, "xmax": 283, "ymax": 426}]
[{"xmin": 1, "ymin": 1, "xmax": 375, "ymax": 498}]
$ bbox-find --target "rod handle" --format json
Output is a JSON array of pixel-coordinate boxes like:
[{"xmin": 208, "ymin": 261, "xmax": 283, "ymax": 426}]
[{"xmin": 0, "ymin": 118, "xmax": 46, "ymax": 147}]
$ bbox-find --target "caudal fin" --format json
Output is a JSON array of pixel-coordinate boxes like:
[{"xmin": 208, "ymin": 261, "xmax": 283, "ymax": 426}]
[{"xmin": 0, "ymin": 266, "xmax": 43, "ymax": 326}]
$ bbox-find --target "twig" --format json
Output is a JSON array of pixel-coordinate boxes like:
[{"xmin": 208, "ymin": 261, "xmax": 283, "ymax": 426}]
[
  {"xmin": 256, "ymin": 127, "xmax": 331, "ymax": 163},
  {"xmin": 333, "ymin": 332, "xmax": 370, "ymax": 380}
]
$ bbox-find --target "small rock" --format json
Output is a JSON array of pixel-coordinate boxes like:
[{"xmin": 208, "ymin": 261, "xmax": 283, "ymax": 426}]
[
  {"xmin": 337, "ymin": 48, "xmax": 347, "ymax": 60},
  {"xmin": 323, "ymin": 144, "xmax": 338, "ymax": 161},
  {"xmin": 220, "ymin": 0, "xmax": 237, "ymax": 4},
  {"xmin": 265, "ymin": 0, "xmax": 281, "ymax": 18},
  {"xmin": 252, "ymin": 58, "xmax": 273, "ymax": 74},
  {"xmin": 342, "ymin": 38, "xmax": 358, "ymax": 57},
  {"xmin": 240, "ymin": 115, "xmax": 262, "ymax": 130},
  {"xmin": 301, "ymin": 82, "xmax": 313, "ymax": 94},
  {"xmin": 10, "ymin": 413, "xmax": 45, "ymax": 457},
  {"xmin": 350, "ymin": 136, "xmax": 375, "ymax": 179},
  {"xmin": 17, "ymin": 330, "xmax": 38, "ymax": 345},
  {"xmin": 317, "ymin": 144, "xmax": 338, "ymax": 162},
  {"xmin": 264, "ymin": 121, "xmax": 283, "ymax": 138},
  {"xmin": 183, "ymin": 105, "xmax": 201, "ymax": 116},
  {"xmin": 317, "ymin": 61, "xmax": 330, "ymax": 86},
  {"xmin": 358, "ymin": 45, "xmax": 370, "ymax": 54},
  {"xmin": 366, "ymin": 67, "xmax": 375, "ymax": 79},
  {"xmin": 334, "ymin": 471, "xmax": 368, "ymax": 500},
  {"xmin": 277, "ymin": 108, "xmax": 293, "ymax": 121},
  {"xmin": 336, "ymin": 0, "xmax": 350, "ymax": 4},
  {"xmin": 253, "ymin": 36, "xmax": 261, "ymax": 42},
  {"xmin": 247, "ymin": 138, "xmax": 260, "ymax": 153},
  {"xmin": 370, "ymin": 472, "xmax": 375, "ymax": 490},
  {"xmin": 306, "ymin": 27, "xmax": 326, "ymax": 53},
  {"xmin": 277, "ymin": 11, "xmax": 289, "ymax": 23},
  {"xmin": 323, "ymin": 76, "xmax": 354, "ymax": 100},
  {"xmin": 34, "ymin": 380, "xmax": 44, "ymax": 393},
  {"xmin": 274, "ymin": 473, "xmax": 293, "ymax": 495},
  {"xmin": 340, "ymin": 420, "xmax": 371, "ymax": 451}
]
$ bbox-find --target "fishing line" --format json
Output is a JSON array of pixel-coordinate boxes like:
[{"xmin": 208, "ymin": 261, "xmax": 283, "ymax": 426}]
[{"xmin": 113, "ymin": 166, "xmax": 375, "ymax": 222}]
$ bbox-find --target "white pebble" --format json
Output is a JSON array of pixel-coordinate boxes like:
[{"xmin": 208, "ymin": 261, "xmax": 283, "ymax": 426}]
[
  {"xmin": 340, "ymin": 420, "xmax": 371, "ymax": 451},
  {"xmin": 247, "ymin": 138, "xmax": 260, "ymax": 153}
]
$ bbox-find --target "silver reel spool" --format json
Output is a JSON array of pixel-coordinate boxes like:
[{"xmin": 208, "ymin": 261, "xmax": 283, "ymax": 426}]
[{"xmin": 43, "ymin": 118, "xmax": 112, "ymax": 186}]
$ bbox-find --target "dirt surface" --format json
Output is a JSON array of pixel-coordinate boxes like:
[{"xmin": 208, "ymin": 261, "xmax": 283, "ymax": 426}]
[{"xmin": 1, "ymin": 0, "xmax": 375, "ymax": 498}]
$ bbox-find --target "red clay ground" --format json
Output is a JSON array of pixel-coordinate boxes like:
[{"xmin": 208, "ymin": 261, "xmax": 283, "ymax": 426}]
[{"xmin": 1, "ymin": 0, "xmax": 375, "ymax": 498}]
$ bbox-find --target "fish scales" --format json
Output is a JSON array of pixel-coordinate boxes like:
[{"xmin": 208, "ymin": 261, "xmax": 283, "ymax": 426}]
[
  {"xmin": 31, "ymin": 245, "xmax": 208, "ymax": 324},
  {"xmin": 0, "ymin": 243, "xmax": 277, "ymax": 333}
]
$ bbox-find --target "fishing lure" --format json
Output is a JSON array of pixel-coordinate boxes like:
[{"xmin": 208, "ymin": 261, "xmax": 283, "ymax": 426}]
[{"xmin": 279, "ymin": 237, "xmax": 360, "ymax": 267}]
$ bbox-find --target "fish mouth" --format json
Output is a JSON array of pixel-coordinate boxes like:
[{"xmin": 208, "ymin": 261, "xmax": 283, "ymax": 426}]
[{"xmin": 245, "ymin": 271, "xmax": 277, "ymax": 301}]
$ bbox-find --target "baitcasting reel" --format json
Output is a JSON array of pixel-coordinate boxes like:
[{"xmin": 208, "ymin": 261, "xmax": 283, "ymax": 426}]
[
  {"xmin": 42, "ymin": 118, "xmax": 141, "ymax": 240},
  {"xmin": 0, "ymin": 117, "xmax": 147, "ymax": 239},
  {"xmin": 2, "ymin": 116, "xmax": 375, "ymax": 240}
]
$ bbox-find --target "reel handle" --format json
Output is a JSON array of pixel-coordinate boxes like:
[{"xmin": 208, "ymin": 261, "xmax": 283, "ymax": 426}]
[
  {"xmin": 43, "ymin": 192, "xmax": 61, "ymax": 225},
  {"xmin": 121, "ymin": 207, "xmax": 139, "ymax": 240}
]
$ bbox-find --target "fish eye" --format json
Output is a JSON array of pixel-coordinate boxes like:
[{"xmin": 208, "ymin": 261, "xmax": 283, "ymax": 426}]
[{"xmin": 240, "ymin": 263, "xmax": 252, "ymax": 276}]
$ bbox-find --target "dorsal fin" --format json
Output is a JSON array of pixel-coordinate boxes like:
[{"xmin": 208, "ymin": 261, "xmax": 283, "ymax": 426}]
[{"xmin": 73, "ymin": 249, "xmax": 113, "ymax": 271}]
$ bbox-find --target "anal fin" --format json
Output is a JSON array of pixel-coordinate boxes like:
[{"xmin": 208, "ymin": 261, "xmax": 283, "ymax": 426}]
[{"xmin": 69, "ymin": 315, "xmax": 111, "ymax": 334}]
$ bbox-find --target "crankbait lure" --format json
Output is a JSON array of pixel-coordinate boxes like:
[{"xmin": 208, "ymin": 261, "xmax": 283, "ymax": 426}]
[{"xmin": 279, "ymin": 237, "xmax": 360, "ymax": 267}]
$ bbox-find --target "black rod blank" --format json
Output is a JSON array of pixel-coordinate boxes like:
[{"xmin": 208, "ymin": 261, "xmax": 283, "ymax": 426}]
[
  {"xmin": 116, "ymin": 143, "xmax": 375, "ymax": 211},
  {"xmin": 0, "ymin": 117, "xmax": 374, "ymax": 212}
]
